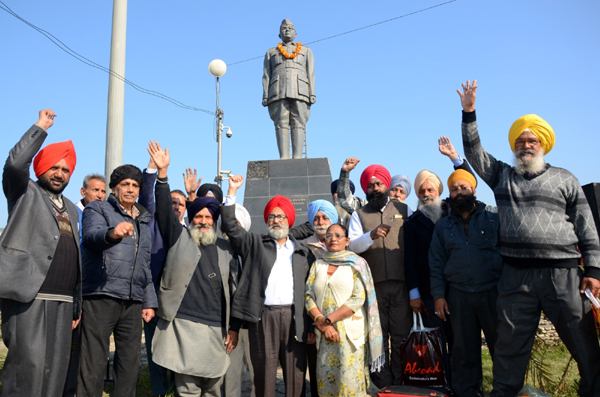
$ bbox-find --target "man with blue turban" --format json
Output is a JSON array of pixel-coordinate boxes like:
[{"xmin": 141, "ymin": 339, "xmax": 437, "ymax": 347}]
[
  {"xmin": 147, "ymin": 141, "xmax": 241, "ymax": 397},
  {"xmin": 300, "ymin": 199, "xmax": 339, "ymax": 396}
]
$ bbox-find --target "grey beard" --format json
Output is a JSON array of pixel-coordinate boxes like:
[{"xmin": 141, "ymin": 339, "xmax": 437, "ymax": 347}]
[
  {"xmin": 314, "ymin": 225, "xmax": 329, "ymax": 241},
  {"xmin": 268, "ymin": 224, "xmax": 289, "ymax": 240},
  {"xmin": 418, "ymin": 196, "xmax": 443, "ymax": 224},
  {"xmin": 514, "ymin": 148, "xmax": 546, "ymax": 176},
  {"xmin": 190, "ymin": 224, "xmax": 217, "ymax": 246},
  {"xmin": 390, "ymin": 196, "xmax": 405, "ymax": 203}
]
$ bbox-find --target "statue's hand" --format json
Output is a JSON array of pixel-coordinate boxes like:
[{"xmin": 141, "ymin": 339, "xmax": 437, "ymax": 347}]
[
  {"xmin": 310, "ymin": 95, "xmax": 316, "ymax": 104},
  {"xmin": 262, "ymin": 98, "xmax": 268, "ymax": 107}
]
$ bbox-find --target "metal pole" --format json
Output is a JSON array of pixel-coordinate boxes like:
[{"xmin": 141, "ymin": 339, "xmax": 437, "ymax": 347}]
[
  {"xmin": 104, "ymin": 0, "xmax": 127, "ymax": 185},
  {"xmin": 215, "ymin": 77, "xmax": 223, "ymax": 187}
]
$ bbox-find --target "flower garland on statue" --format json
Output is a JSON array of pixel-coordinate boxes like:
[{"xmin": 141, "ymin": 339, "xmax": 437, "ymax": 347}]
[{"xmin": 277, "ymin": 42, "xmax": 302, "ymax": 59}]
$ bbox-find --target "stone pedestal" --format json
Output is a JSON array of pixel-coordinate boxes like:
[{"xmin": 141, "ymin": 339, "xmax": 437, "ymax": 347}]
[{"xmin": 243, "ymin": 158, "xmax": 333, "ymax": 234}]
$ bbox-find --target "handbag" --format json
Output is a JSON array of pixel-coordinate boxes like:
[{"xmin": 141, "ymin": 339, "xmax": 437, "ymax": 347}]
[{"xmin": 400, "ymin": 312, "xmax": 451, "ymax": 390}]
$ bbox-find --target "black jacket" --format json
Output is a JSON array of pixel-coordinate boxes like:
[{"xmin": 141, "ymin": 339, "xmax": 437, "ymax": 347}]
[
  {"xmin": 221, "ymin": 203, "xmax": 315, "ymax": 342},
  {"xmin": 404, "ymin": 210, "xmax": 437, "ymax": 301}
]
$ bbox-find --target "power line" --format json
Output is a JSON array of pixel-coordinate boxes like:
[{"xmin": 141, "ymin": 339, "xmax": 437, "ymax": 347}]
[
  {"xmin": 0, "ymin": 0, "xmax": 215, "ymax": 115},
  {"xmin": 228, "ymin": 0, "xmax": 457, "ymax": 66}
]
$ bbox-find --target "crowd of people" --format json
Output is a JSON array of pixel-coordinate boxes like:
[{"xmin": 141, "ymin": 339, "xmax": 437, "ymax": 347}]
[{"xmin": 1, "ymin": 80, "xmax": 600, "ymax": 397}]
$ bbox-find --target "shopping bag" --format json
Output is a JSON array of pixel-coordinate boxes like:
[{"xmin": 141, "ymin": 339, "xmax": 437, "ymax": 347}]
[
  {"xmin": 401, "ymin": 312, "xmax": 450, "ymax": 390},
  {"xmin": 584, "ymin": 288, "xmax": 600, "ymax": 335}
]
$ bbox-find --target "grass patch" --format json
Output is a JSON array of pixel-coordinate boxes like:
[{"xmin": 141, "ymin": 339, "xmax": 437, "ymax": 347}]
[{"xmin": 480, "ymin": 342, "xmax": 580, "ymax": 397}]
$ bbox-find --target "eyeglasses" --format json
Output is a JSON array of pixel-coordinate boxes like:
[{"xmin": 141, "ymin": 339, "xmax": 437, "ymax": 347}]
[
  {"xmin": 325, "ymin": 233, "xmax": 346, "ymax": 240},
  {"xmin": 514, "ymin": 138, "xmax": 540, "ymax": 148},
  {"xmin": 267, "ymin": 214, "xmax": 287, "ymax": 221}
]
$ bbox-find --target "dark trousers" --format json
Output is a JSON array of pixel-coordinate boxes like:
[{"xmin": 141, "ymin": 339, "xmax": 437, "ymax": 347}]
[
  {"xmin": 305, "ymin": 343, "xmax": 318, "ymax": 396},
  {"xmin": 144, "ymin": 313, "xmax": 174, "ymax": 395},
  {"xmin": 370, "ymin": 280, "xmax": 412, "ymax": 388},
  {"xmin": 247, "ymin": 305, "xmax": 307, "ymax": 397},
  {"xmin": 491, "ymin": 266, "xmax": 600, "ymax": 397},
  {"xmin": 1, "ymin": 298, "xmax": 73, "ymax": 397},
  {"xmin": 448, "ymin": 286, "xmax": 498, "ymax": 397},
  {"xmin": 422, "ymin": 298, "xmax": 454, "ymax": 385},
  {"xmin": 77, "ymin": 296, "xmax": 142, "ymax": 397},
  {"xmin": 63, "ymin": 318, "xmax": 82, "ymax": 396}
]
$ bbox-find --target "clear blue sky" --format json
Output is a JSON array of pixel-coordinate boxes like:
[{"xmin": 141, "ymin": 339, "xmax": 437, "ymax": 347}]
[{"xmin": 1, "ymin": 0, "xmax": 599, "ymax": 227}]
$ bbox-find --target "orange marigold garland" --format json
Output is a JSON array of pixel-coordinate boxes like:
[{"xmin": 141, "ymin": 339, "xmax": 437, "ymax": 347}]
[{"xmin": 277, "ymin": 42, "xmax": 302, "ymax": 59}]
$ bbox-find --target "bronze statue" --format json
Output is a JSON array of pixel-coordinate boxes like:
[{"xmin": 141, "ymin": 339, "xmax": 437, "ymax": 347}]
[{"xmin": 263, "ymin": 19, "xmax": 316, "ymax": 159}]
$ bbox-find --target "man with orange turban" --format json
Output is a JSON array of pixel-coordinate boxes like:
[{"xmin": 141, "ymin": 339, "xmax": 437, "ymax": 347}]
[
  {"xmin": 221, "ymin": 175, "xmax": 316, "ymax": 397},
  {"xmin": 428, "ymin": 168, "xmax": 501, "ymax": 396},
  {"xmin": 458, "ymin": 80, "xmax": 600, "ymax": 396},
  {"xmin": 0, "ymin": 109, "xmax": 82, "ymax": 396},
  {"xmin": 345, "ymin": 162, "xmax": 411, "ymax": 387}
]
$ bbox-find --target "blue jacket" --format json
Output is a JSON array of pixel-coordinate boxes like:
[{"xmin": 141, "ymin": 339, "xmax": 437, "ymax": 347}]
[
  {"xmin": 82, "ymin": 194, "xmax": 157, "ymax": 309},
  {"xmin": 429, "ymin": 202, "xmax": 502, "ymax": 300}
]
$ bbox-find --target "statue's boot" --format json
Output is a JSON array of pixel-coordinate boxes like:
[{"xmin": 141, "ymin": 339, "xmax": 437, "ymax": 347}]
[
  {"xmin": 291, "ymin": 128, "xmax": 304, "ymax": 159},
  {"xmin": 276, "ymin": 128, "xmax": 290, "ymax": 159}
]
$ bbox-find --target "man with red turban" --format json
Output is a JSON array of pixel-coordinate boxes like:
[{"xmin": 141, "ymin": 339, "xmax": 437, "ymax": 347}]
[
  {"xmin": 346, "ymin": 163, "xmax": 411, "ymax": 388},
  {"xmin": 0, "ymin": 109, "xmax": 82, "ymax": 396},
  {"xmin": 221, "ymin": 175, "xmax": 316, "ymax": 397}
]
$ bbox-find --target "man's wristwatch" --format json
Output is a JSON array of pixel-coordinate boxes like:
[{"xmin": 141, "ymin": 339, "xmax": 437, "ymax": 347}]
[{"xmin": 325, "ymin": 316, "xmax": 332, "ymax": 325}]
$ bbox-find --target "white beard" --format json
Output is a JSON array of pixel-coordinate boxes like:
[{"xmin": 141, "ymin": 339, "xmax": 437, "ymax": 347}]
[
  {"xmin": 190, "ymin": 224, "xmax": 217, "ymax": 246},
  {"xmin": 514, "ymin": 148, "xmax": 546, "ymax": 176},
  {"xmin": 268, "ymin": 224, "xmax": 289, "ymax": 240},
  {"xmin": 314, "ymin": 225, "xmax": 329, "ymax": 241},
  {"xmin": 390, "ymin": 196, "xmax": 405, "ymax": 203},
  {"xmin": 418, "ymin": 196, "xmax": 443, "ymax": 224}
]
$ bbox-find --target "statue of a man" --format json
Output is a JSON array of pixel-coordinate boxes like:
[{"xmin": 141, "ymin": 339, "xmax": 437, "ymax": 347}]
[{"xmin": 263, "ymin": 19, "xmax": 316, "ymax": 159}]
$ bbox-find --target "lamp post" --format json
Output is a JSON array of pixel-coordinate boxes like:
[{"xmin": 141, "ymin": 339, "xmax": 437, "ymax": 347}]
[{"xmin": 208, "ymin": 59, "xmax": 231, "ymax": 187}]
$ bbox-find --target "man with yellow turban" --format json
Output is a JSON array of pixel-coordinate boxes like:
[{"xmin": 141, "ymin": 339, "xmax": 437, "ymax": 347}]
[
  {"xmin": 428, "ymin": 168, "xmax": 502, "ymax": 396},
  {"xmin": 458, "ymin": 80, "xmax": 600, "ymax": 396},
  {"xmin": 0, "ymin": 109, "xmax": 82, "ymax": 396}
]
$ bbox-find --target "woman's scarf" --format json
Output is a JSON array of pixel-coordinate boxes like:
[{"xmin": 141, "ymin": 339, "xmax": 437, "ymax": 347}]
[{"xmin": 319, "ymin": 249, "xmax": 384, "ymax": 373}]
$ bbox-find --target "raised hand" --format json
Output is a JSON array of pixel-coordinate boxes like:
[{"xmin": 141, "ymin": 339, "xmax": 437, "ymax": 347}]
[
  {"xmin": 110, "ymin": 222, "xmax": 134, "ymax": 239},
  {"xmin": 183, "ymin": 168, "xmax": 201, "ymax": 196},
  {"xmin": 438, "ymin": 136, "xmax": 458, "ymax": 159},
  {"xmin": 228, "ymin": 174, "xmax": 244, "ymax": 195},
  {"xmin": 147, "ymin": 141, "xmax": 170, "ymax": 175},
  {"xmin": 457, "ymin": 79, "xmax": 477, "ymax": 112},
  {"xmin": 36, "ymin": 109, "xmax": 57, "ymax": 130},
  {"xmin": 342, "ymin": 157, "xmax": 360, "ymax": 172}
]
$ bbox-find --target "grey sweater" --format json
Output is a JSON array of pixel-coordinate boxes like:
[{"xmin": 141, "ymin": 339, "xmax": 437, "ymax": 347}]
[{"xmin": 462, "ymin": 111, "xmax": 600, "ymax": 279}]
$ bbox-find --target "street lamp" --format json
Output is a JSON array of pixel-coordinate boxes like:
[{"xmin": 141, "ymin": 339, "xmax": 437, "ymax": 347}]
[{"xmin": 209, "ymin": 59, "xmax": 231, "ymax": 187}]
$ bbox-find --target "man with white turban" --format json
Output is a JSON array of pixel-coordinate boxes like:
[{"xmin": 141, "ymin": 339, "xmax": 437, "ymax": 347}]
[{"xmin": 458, "ymin": 80, "xmax": 600, "ymax": 397}]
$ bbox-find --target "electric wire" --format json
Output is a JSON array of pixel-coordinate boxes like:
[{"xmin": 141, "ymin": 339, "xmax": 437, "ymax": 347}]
[
  {"xmin": 0, "ymin": 0, "xmax": 215, "ymax": 115},
  {"xmin": 227, "ymin": 0, "xmax": 457, "ymax": 66},
  {"xmin": 1, "ymin": 0, "xmax": 456, "ymax": 112}
]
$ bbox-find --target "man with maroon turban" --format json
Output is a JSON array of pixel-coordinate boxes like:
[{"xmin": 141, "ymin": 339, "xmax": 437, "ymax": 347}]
[
  {"xmin": 347, "ymin": 163, "xmax": 411, "ymax": 388},
  {"xmin": 221, "ymin": 175, "xmax": 316, "ymax": 397},
  {"xmin": 0, "ymin": 109, "xmax": 82, "ymax": 396}
]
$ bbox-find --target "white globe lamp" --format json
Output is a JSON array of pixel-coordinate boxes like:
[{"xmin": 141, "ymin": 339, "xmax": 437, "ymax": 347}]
[{"xmin": 208, "ymin": 59, "xmax": 227, "ymax": 77}]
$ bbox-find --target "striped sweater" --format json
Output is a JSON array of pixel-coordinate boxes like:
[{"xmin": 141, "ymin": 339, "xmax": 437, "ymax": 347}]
[{"xmin": 462, "ymin": 111, "xmax": 600, "ymax": 279}]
